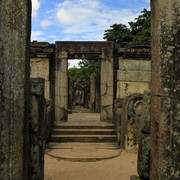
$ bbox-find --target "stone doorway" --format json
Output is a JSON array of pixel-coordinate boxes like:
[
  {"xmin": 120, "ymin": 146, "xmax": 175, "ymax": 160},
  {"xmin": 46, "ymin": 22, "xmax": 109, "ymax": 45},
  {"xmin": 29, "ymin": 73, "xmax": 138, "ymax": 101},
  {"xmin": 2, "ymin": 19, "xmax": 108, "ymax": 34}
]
[
  {"xmin": 68, "ymin": 59, "xmax": 100, "ymax": 114},
  {"xmin": 55, "ymin": 41, "xmax": 115, "ymax": 122}
]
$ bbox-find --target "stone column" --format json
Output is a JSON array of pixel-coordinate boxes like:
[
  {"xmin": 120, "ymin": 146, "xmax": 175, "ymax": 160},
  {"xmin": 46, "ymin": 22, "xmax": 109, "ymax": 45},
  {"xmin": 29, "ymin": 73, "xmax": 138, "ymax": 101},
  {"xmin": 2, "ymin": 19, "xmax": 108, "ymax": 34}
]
[
  {"xmin": 68, "ymin": 77, "xmax": 73, "ymax": 111},
  {"xmin": 151, "ymin": 0, "xmax": 180, "ymax": 179},
  {"xmin": 55, "ymin": 51, "xmax": 68, "ymax": 121},
  {"xmin": 89, "ymin": 73, "xmax": 96, "ymax": 111},
  {"xmin": 29, "ymin": 78, "xmax": 45, "ymax": 180},
  {"xmin": 101, "ymin": 49, "xmax": 114, "ymax": 121},
  {"xmin": 0, "ymin": 0, "xmax": 31, "ymax": 179}
]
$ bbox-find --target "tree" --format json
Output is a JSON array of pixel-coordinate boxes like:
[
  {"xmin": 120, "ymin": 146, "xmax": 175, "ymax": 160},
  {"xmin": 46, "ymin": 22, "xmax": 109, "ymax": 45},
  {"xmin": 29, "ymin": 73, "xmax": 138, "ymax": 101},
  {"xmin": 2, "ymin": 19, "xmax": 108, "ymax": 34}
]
[
  {"xmin": 68, "ymin": 66, "xmax": 80, "ymax": 81},
  {"xmin": 129, "ymin": 8, "xmax": 151, "ymax": 41},
  {"xmin": 104, "ymin": 24, "xmax": 133, "ymax": 42},
  {"xmin": 68, "ymin": 60, "xmax": 101, "ymax": 81},
  {"xmin": 78, "ymin": 60, "xmax": 101, "ymax": 80},
  {"xmin": 103, "ymin": 8, "xmax": 151, "ymax": 43}
]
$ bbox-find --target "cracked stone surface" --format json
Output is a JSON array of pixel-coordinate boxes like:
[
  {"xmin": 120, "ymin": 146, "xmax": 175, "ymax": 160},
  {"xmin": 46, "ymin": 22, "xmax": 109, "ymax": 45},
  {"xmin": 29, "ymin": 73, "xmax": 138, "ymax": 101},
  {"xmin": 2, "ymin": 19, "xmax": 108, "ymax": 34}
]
[
  {"xmin": 151, "ymin": 1, "xmax": 180, "ymax": 179},
  {"xmin": 101, "ymin": 52, "xmax": 114, "ymax": 121}
]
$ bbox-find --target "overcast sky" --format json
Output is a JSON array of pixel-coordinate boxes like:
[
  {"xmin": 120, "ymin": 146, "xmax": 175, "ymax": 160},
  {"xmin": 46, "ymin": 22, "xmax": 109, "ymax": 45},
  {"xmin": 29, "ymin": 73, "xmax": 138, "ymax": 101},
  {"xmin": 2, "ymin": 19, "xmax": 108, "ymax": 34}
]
[{"xmin": 31, "ymin": 0, "xmax": 150, "ymax": 42}]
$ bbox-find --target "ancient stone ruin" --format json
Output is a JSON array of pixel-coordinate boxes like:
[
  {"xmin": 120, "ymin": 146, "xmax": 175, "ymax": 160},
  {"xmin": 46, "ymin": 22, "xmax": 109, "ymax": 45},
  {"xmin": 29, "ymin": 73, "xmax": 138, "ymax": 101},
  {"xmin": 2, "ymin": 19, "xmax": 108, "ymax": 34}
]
[{"xmin": 0, "ymin": 0, "xmax": 179, "ymax": 179}]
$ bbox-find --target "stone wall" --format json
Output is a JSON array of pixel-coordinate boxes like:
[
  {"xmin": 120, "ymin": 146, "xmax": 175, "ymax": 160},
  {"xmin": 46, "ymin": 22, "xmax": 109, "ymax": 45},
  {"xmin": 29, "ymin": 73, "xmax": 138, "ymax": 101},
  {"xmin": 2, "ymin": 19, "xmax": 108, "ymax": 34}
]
[
  {"xmin": 117, "ymin": 59, "xmax": 151, "ymax": 99},
  {"xmin": 30, "ymin": 42, "xmax": 55, "ymax": 142},
  {"xmin": 30, "ymin": 41, "xmax": 54, "ymax": 101},
  {"xmin": 30, "ymin": 58, "xmax": 50, "ymax": 100},
  {"xmin": 116, "ymin": 42, "xmax": 151, "ymax": 99}
]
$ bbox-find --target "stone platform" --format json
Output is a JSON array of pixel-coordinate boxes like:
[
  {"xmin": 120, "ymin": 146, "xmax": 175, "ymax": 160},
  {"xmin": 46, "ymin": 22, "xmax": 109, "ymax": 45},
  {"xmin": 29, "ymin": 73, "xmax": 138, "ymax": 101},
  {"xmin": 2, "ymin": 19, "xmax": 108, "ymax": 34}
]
[{"xmin": 46, "ymin": 143, "xmax": 120, "ymax": 162}]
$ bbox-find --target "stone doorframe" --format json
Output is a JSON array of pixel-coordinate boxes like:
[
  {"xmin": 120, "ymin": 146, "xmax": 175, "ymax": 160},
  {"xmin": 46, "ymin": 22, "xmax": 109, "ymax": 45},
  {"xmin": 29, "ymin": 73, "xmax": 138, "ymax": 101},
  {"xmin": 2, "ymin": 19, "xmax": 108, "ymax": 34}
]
[{"xmin": 55, "ymin": 41, "xmax": 116, "ymax": 122}]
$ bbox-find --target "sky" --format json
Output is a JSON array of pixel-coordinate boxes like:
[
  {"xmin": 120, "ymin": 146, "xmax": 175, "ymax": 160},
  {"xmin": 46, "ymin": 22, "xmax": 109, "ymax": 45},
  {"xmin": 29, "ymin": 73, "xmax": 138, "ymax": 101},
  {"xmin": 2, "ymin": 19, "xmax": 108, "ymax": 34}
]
[
  {"xmin": 31, "ymin": 0, "xmax": 150, "ymax": 67},
  {"xmin": 31, "ymin": 0, "xmax": 150, "ymax": 42}
]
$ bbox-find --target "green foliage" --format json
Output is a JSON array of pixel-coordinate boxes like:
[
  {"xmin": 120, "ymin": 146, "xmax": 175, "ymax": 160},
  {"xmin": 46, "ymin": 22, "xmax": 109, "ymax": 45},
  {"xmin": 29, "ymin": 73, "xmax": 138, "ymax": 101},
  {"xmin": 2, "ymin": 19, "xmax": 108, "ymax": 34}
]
[
  {"xmin": 104, "ymin": 8, "xmax": 151, "ymax": 43},
  {"xmin": 68, "ymin": 60, "xmax": 101, "ymax": 81},
  {"xmin": 68, "ymin": 66, "xmax": 80, "ymax": 81},
  {"xmin": 104, "ymin": 24, "xmax": 133, "ymax": 42},
  {"xmin": 78, "ymin": 60, "xmax": 101, "ymax": 80}
]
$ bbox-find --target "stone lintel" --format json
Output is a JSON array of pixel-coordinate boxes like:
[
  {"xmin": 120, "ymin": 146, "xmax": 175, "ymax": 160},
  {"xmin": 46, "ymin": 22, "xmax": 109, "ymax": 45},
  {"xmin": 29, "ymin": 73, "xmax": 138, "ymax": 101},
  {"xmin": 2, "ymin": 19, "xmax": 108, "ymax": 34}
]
[
  {"xmin": 31, "ymin": 42, "xmax": 54, "ymax": 58},
  {"xmin": 55, "ymin": 41, "xmax": 114, "ymax": 55},
  {"xmin": 116, "ymin": 42, "xmax": 151, "ymax": 59}
]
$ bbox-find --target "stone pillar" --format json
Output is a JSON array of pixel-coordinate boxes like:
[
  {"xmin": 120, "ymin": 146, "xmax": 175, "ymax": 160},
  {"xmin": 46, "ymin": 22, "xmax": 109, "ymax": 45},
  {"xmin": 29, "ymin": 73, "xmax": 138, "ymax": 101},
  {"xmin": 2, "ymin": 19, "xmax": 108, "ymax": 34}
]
[
  {"xmin": 137, "ymin": 91, "xmax": 151, "ymax": 179},
  {"xmin": 89, "ymin": 73, "xmax": 96, "ymax": 111},
  {"xmin": 95, "ymin": 76, "xmax": 100, "ymax": 112},
  {"xmin": 68, "ymin": 77, "xmax": 73, "ymax": 111},
  {"xmin": 0, "ymin": 0, "xmax": 31, "ymax": 179},
  {"xmin": 151, "ymin": 0, "xmax": 180, "ymax": 179},
  {"xmin": 29, "ymin": 78, "xmax": 45, "ymax": 180},
  {"xmin": 55, "ymin": 51, "xmax": 68, "ymax": 121},
  {"xmin": 101, "ymin": 49, "xmax": 114, "ymax": 121}
]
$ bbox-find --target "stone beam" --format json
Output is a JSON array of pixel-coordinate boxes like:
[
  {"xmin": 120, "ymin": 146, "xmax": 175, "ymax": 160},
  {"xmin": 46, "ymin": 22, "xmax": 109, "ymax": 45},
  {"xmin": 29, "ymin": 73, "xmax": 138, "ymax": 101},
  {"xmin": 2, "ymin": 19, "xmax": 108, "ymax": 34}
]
[
  {"xmin": 0, "ymin": 0, "xmax": 31, "ymax": 179},
  {"xmin": 151, "ymin": 0, "xmax": 180, "ymax": 179}
]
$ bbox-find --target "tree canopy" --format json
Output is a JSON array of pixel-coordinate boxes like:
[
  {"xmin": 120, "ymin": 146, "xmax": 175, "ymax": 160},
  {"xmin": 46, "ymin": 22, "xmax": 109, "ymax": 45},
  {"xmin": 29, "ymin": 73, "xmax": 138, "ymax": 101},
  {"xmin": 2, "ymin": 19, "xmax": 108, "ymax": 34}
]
[
  {"xmin": 68, "ymin": 60, "xmax": 101, "ymax": 81},
  {"xmin": 104, "ymin": 8, "xmax": 151, "ymax": 43}
]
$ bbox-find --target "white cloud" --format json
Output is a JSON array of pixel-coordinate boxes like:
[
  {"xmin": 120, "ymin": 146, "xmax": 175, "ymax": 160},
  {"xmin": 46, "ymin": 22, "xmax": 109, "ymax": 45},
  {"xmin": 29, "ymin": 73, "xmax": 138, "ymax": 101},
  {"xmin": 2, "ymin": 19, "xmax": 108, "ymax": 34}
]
[
  {"xmin": 32, "ymin": 0, "xmax": 40, "ymax": 18},
  {"xmin": 48, "ymin": 35, "xmax": 59, "ymax": 39},
  {"xmin": 145, "ymin": 0, "xmax": 150, "ymax": 3},
  {"xmin": 40, "ymin": 20, "xmax": 53, "ymax": 28},
  {"xmin": 55, "ymin": 0, "xmax": 139, "ymax": 41},
  {"xmin": 31, "ymin": 31, "xmax": 45, "ymax": 41}
]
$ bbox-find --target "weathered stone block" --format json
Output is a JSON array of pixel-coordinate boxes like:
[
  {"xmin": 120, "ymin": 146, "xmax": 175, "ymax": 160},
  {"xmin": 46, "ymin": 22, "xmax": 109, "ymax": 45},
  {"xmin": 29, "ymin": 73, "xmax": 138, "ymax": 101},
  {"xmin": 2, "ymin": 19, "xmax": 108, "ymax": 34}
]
[
  {"xmin": 30, "ymin": 58, "xmax": 49, "ymax": 81},
  {"xmin": 119, "ymin": 59, "xmax": 151, "ymax": 71},
  {"xmin": 117, "ymin": 81, "xmax": 149, "ymax": 99},
  {"xmin": 117, "ymin": 70, "xmax": 151, "ymax": 82},
  {"xmin": 138, "ymin": 133, "xmax": 151, "ymax": 179}
]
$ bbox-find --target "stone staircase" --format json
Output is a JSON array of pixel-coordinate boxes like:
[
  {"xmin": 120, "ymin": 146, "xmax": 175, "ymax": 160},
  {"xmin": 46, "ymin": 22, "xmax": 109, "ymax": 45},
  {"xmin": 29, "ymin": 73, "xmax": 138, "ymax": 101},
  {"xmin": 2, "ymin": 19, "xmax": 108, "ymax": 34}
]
[{"xmin": 50, "ymin": 124, "xmax": 117, "ymax": 143}]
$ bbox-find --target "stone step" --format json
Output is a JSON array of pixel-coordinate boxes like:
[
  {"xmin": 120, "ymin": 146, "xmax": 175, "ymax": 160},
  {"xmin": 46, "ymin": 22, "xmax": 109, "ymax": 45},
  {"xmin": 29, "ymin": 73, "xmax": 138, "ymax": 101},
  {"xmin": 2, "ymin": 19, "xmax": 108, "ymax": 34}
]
[
  {"xmin": 50, "ymin": 135, "xmax": 117, "ymax": 143},
  {"xmin": 51, "ymin": 129, "xmax": 116, "ymax": 135},
  {"xmin": 53, "ymin": 124, "xmax": 115, "ymax": 129}
]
